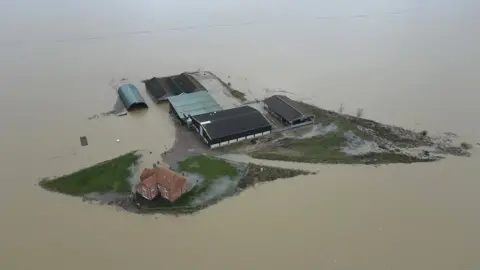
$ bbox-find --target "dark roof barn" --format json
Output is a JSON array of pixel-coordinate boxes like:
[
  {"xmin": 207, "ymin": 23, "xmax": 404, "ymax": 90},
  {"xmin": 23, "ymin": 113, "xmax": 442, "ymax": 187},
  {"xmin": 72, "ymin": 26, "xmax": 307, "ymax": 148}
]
[
  {"xmin": 191, "ymin": 106, "xmax": 272, "ymax": 145},
  {"xmin": 144, "ymin": 77, "xmax": 168, "ymax": 102},
  {"xmin": 263, "ymin": 95, "xmax": 314, "ymax": 124}
]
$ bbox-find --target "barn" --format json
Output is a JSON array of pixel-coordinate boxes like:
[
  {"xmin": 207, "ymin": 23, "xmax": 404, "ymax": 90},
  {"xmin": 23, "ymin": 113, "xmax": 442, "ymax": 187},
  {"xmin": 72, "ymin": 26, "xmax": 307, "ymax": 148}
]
[
  {"xmin": 263, "ymin": 95, "xmax": 315, "ymax": 127},
  {"xmin": 143, "ymin": 77, "xmax": 169, "ymax": 103},
  {"xmin": 168, "ymin": 91, "xmax": 223, "ymax": 125},
  {"xmin": 117, "ymin": 84, "xmax": 148, "ymax": 111},
  {"xmin": 144, "ymin": 73, "xmax": 206, "ymax": 103},
  {"xmin": 190, "ymin": 106, "xmax": 272, "ymax": 148}
]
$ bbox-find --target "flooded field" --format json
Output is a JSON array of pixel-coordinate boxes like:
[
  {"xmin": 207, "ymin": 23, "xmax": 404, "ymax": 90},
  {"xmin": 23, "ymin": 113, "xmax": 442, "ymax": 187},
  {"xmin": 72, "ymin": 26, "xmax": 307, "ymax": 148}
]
[{"xmin": 1, "ymin": 0, "xmax": 479, "ymax": 269}]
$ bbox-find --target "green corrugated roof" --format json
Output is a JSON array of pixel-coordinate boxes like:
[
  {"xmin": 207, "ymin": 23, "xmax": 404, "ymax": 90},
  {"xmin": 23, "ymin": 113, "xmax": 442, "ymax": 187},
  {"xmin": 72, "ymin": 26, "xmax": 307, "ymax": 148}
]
[
  {"xmin": 118, "ymin": 84, "xmax": 147, "ymax": 110},
  {"xmin": 168, "ymin": 91, "xmax": 222, "ymax": 119}
]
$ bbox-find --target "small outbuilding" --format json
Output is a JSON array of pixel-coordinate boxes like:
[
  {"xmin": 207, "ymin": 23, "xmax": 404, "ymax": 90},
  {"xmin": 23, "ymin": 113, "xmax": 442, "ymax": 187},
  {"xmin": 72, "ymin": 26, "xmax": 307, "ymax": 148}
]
[
  {"xmin": 135, "ymin": 167, "xmax": 187, "ymax": 202},
  {"xmin": 117, "ymin": 84, "xmax": 148, "ymax": 111},
  {"xmin": 263, "ymin": 95, "xmax": 314, "ymax": 127},
  {"xmin": 190, "ymin": 106, "xmax": 272, "ymax": 148},
  {"xmin": 168, "ymin": 91, "xmax": 223, "ymax": 125}
]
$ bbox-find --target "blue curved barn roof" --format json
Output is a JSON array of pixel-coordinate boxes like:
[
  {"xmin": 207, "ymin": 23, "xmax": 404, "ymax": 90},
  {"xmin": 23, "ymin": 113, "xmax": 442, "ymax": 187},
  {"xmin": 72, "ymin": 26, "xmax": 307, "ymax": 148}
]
[{"xmin": 117, "ymin": 84, "xmax": 148, "ymax": 110}]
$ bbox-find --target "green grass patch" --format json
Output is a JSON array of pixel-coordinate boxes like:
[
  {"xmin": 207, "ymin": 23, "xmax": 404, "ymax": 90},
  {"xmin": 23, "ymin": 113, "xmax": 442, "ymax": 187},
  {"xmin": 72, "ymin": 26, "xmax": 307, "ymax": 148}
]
[
  {"xmin": 251, "ymin": 132, "xmax": 437, "ymax": 164},
  {"xmin": 252, "ymin": 132, "xmax": 350, "ymax": 163},
  {"xmin": 299, "ymin": 102, "xmax": 372, "ymax": 140},
  {"xmin": 178, "ymin": 155, "xmax": 238, "ymax": 181},
  {"xmin": 299, "ymin": 102, "xmax": 431, "ymax": 146},
  {"xmin": 238, "ymin": 164, "xmax": 311, "ymax": 189},
  {"xmin": 248, "ymin": 101, "xmax": 440, "ymax": 164},
  {"xmin": 40, "ymin": 152, "xmax": 139, "ymax": 196}
]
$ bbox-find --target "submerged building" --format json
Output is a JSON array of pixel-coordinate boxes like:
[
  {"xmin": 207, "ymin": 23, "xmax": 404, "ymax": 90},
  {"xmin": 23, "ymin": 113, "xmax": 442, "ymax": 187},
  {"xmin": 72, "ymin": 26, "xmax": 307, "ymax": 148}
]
[
  {"xmin": 190, "ymin": 106, "xmax": 273, "ymax": 148},
  {"xmin": 168, "ymin": 91, "xmax": 223, "ymax": 125},
  {"xmin": 143, "ymin": 77, "xmax": 169, "ymax": 103},
  {"xmin": 117, "ymin": 84, "xmax": 148, "ymax": 111},
  {"xmin": 169, "ymin": 73, "xmax": 205, "ymax": 94},
  {"xmin": 263, "ymin": 95, "xmax": 314, "ymax": 127},
  {"xmin": 144, "ymin": 73, "xmax": 205, "ymax": 103}
]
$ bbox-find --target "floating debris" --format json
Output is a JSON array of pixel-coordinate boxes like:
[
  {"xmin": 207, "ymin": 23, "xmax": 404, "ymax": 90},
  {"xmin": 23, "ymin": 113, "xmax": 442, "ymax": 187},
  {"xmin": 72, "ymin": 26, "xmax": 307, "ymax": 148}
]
[
  {"xmin": 461, "ymin": 142, "xmax": 473, "ymax": 150},
  {"xmin": 116, "ymin": 139, "xmax": 120, "ymax": 143},
  {"xmin": 112, "ymin": 96, "xmax": 128, "ymax": 116},
  {"xmin": 88, "ymin": 114, "xmax": 99, "ymax": 120},
  {"xmin": 80, "ymin": 136, "xmax": 88, "ymax": 146},
  {"xmin": 444, "ymin": 131, "xmax": 458, "ymax": 137}
]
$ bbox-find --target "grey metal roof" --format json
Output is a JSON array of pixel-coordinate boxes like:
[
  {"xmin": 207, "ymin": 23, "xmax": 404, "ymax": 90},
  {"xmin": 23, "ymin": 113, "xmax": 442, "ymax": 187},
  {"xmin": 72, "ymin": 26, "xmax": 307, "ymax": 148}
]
[
  {"xmin": 117, "ymin": 84, "xmax": 148, "ymax": 111},
  {"xmin": 168, "ymin": 91, "xmax": 222, "ymax": 120},
  {"xmin": 264, "ymin": 95, "xmax": 313, "ymax": 123}
]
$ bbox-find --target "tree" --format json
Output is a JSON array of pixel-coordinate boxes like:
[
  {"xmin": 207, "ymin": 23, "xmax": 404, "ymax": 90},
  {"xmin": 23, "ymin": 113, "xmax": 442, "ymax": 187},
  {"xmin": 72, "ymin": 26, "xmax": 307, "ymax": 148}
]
[{"xmin": 356, "ymin": 108, "xmax": 364, "ymax": 118}]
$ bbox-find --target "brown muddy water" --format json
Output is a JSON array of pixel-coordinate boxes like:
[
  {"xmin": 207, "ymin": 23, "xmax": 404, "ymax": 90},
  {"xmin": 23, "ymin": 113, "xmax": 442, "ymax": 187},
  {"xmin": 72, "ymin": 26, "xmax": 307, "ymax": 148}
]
[{"xmin": 1, "ymin": 1, "xmax": 479, "ymax": 269}]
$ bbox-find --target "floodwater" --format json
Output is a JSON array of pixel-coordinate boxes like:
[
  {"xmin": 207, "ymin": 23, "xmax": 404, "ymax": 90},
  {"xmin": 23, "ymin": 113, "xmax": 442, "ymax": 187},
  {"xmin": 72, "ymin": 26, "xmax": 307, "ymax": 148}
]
[{"xmin": 1, "ymin": 0, "xmax": 479, "ymax": 269}]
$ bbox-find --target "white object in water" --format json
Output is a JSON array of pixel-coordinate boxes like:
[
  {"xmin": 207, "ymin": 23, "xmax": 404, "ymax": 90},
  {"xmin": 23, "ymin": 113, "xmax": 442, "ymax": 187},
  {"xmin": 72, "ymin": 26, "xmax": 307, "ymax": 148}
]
[{"xmin": 116, "ymin": 139, "xmax": 120, "ymax": 143}]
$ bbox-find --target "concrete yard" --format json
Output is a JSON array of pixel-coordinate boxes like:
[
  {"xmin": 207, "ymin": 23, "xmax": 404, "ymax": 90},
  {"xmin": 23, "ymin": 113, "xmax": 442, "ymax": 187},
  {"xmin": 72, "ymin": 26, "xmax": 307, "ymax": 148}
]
[
  {"xmin": 161, "ymin": 120, "xmax": 213, "ymax": 167},
  {"xmin": 189, "ymin": 71, "xmax": 243, "ymax": 109}
]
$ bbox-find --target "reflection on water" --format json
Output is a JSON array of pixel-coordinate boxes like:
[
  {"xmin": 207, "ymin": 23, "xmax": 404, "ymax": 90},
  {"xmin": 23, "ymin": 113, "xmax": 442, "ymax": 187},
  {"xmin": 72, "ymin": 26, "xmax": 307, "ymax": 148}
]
[{"xmin": 0, "ymin": 1, "xmax": 479, "ymax": 269}]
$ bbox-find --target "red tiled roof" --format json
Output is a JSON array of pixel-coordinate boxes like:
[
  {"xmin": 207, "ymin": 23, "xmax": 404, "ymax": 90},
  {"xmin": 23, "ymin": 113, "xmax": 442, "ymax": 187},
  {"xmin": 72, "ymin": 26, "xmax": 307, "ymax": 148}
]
[
  {"xmin": 153, "ymin": 167, "xmax": 186, "ymax": 190},
  {"xmin": 138, "ymin": 167, "xmax": 187, "ymax": 201},
  {"xmin": 140, "ymin": 168, "xmax": 156, "ymax": 181},
  {"xmin": 139, "ymin": 174, "xmax": 158, "ymax": 189}
]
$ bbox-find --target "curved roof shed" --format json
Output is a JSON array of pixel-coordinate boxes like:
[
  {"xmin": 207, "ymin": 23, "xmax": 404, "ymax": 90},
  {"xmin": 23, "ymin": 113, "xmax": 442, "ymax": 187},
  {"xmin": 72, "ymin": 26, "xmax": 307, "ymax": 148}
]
[{"xmin": 117, "ymin": 84, "xmax": 148, "ymax": 111}]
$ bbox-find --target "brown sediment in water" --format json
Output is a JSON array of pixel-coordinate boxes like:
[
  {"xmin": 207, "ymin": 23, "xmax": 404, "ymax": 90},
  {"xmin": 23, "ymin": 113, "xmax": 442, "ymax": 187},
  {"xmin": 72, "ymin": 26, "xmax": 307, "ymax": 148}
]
[{"xmin": 34, "ymin": 74, "xmax": 473, "ymax": 217}]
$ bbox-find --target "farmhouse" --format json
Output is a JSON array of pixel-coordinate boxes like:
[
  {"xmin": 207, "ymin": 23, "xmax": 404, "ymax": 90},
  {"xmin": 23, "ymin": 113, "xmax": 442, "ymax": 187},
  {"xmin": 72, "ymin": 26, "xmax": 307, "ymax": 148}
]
[
  {"xmin": 117, "ymin": 84, "xmax": 148, "ymax": 111},
  {"xmin": 264, "ymin": 95, "xmax": 315, "ymax": 127},
  {"xmin": 190, "ymin": 106, "xmax": 272, "ymax": 148},
  {"xmin": 168, "ymin": 91, "xmax": 223, "ymax": 125},
  {"xmin": 135, "ymin": 167, "xmax": 187, "ymax": 202}
]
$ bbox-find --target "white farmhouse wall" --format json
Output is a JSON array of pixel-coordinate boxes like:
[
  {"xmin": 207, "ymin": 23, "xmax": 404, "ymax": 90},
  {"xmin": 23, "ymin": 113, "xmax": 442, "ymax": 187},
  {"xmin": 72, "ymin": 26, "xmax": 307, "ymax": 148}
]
[{"xmin": 209, "ymin": 131, "xmax": 270, "ymax": 149}]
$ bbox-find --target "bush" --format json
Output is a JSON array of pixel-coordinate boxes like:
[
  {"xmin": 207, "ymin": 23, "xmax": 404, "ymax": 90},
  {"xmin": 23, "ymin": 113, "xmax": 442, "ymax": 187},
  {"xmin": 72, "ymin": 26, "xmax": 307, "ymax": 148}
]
[
  {"xmin": 460, "ymin": 142, "xmax": 472, "ymax": 150},
  {"xmin": 356, "ymin": 108, "xmax": 364, "ymax": 118}
]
